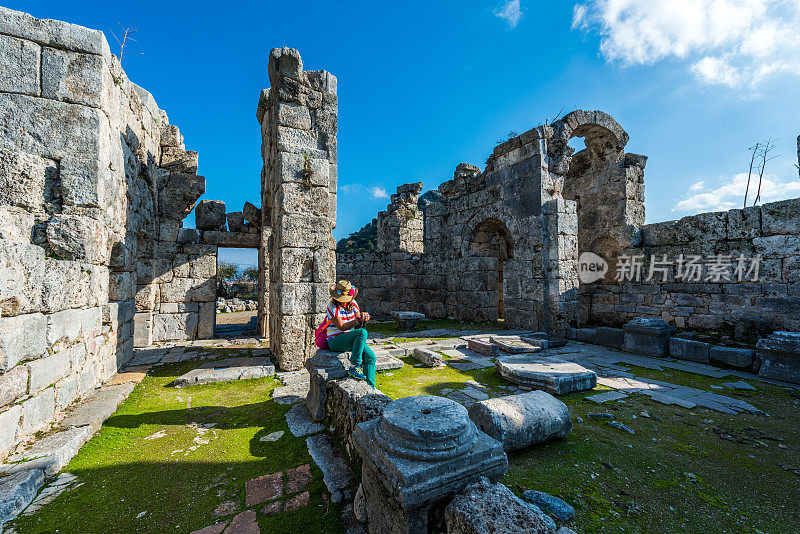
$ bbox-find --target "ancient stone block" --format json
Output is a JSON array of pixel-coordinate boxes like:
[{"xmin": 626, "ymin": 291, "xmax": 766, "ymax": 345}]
[
  {"xmin": 20, "ymin": 386, "xmax": 55, "ymax": 434},
  {"xmin": 159, "ymin": 172, "xmax": 205, "ymax": 221},
  {"xmin": 305, "ymin": 350, "xmax": 351, "ymax": 421},
  {"xmin": 0, "ymin": 313, "xmax": 47, "ymax": 372},
  {"xmin": 495, "ymin": 355, "xmax": 597, "ymax": 395},
  {"xmin": 413, "ymin": 347, "xmax": 444, "ymax": 367},
  {"xmin": 0, "ymin": 34, "xmax": 40, "ymax": 96},
  {"xmin": 201, "ymin": 231, "xmax": 259, "ymax": 248},
  {"xmin": 226, "ymin": 211, "xmax": 246, "ymax": 233},
  {"xmin": 0, "ymin": 6, "xmax": 109, "ymax": 55},
  {"xmin": 468, "ymin": 391, "xmax": 571, "ymax": 452},
  {"xmin": 0, "ymin": 241, "xmax": 45, "ymax": 316},
  {"xmin": 0, "ymin": 404, "xmax": 22, "ymax": 457},
  {"xmin": 669, "ymin": 337, "xmax": 710, "ymax": 363},
  {"xmin": 152, "ymin": 313, "xmax": 197, "ymax": 341},
  {"xmin": 352, "ymin": 396, "xmax": 508, "ymax": 534},
  {"xmin": 761, "ymin": 198, "xmax": 800, "ymax": 236},
  {"xmin": 46, "ymin": 214, "xmax": 108, "ymax": 264},
  {"xmin": 197, "ymin": 301, "xmax": 215, "ymax": 339},
  {"xmin": 194, "ymin": 200, "xmax": 225, "ymax": 230},
  {"xmin": 242, "ymin": 202, "xmax": 261, "ymax": 227},
  {"xmin": 26, "ymin": 349, "xmax": 71, "ymax": 394},
  {"xmin": 160, "ymin": 124, "xmax": 183, "ymax": 148},
  {"xmin": 595, "ymin": 326, "xmax": 624, "ymax": 348},
  {"xmin": 445, "ymin": 477, "xmax": 557, "ymax": 534},
  {"xmin": 133, "ymin": 312, "xmax": 152, "ymax": 348},
  {"xmin": 41, "ymin": 47, "xmax": 104, "ymax": 108},
  {"xmin": 575, "ymin": 328, "xmax": 596, "ymax": 343},
  {"xmin": 757, "ymin": 331, "xmax": 800, "ymax": 384},
  {"xmin": 710, "ymin": 346, "xmax": 755, "ymax": 370},
  {"xmin": 622, "ymin": 318, "xmax": 674, "ymax": 357},
  {"xmin": 0, "ymin": 366, "xmax": 28, "ymax": 408},
  {"xmin": 160, "ymin": 147, "xmax": 198, "ymax": 173},
  {"xmin": 0, "ymin": 147, "xmax": 59, "ymax": 212},
  {"xmin": 325, "ymin": 378, "xmax": 392, "ymax": 453}
]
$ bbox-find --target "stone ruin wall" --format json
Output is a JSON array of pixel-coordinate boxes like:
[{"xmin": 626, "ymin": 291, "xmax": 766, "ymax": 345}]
[
  {"xmin": 0, "ymin": 7, "xmax": 218, "ymax": 458},
  {"xmin": 581, "ymin": 198, "xmax": 800, "ymax": 337},
  {"xmin": 258, "ymin": 47, "xmax": 338, "ymax": 371},
  {"xmin": 339, "ymin": 110, "xmax": 799, "ymax": 340}
]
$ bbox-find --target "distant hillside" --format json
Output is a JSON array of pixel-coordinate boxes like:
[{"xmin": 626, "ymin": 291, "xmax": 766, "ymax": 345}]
[{"xmin": 336, "ymin": 218, "xmax": 378, "ymax": 254}]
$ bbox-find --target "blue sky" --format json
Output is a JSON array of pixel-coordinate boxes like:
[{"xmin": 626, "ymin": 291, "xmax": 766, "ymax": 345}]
[{"xmin": 16, "ymin": 0, "xmax": 800, "ymax": 267}]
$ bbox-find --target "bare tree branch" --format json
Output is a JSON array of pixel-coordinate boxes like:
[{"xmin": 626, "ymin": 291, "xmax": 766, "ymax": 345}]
[{"xmin": 744, "ymin": 142, "xmax": 759, "ymax": 208}]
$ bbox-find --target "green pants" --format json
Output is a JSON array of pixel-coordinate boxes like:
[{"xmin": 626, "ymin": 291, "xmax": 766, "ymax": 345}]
[{"xmin": 328, "ymin": 328, "xmax": 376, "ymax": 388}]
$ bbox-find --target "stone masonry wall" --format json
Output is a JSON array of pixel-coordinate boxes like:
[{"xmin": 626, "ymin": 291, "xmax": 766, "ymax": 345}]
[
  {"xmin": 0, "ymin": 7, "xmax": 205, "ymax": 458},
  {"xmin": 580, "ymin": 198, "xmax": 800, "ymax": 338},
  {"xmin": 258, "ymin": 48, "xmax": 338, "ymax": 370}
]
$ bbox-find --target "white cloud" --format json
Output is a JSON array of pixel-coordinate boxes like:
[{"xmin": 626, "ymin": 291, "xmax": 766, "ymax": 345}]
[
  {"xmin": 572, "ymin": 0, "xmax": 800, "ymax": 88},
  {"xmin": 673, "ymin": 172, "xmax": 800, "ymax": 213},
  {"xmin": 339, "ymin": 184, "xmax": 359, "ymax": 194},
  {"xmin": 495, "ymin": 0, "xmax": 523, "ymax": 28},
  {"xmin": 689, "ymin": 180, "xmax": 706, "ymax": 192},
  {"xmin": 369, "ymin": 187, "xmax": 389, "ymax": 199}
]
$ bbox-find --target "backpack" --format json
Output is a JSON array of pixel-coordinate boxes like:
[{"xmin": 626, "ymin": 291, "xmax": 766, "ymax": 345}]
[{"xmin": 315, "ymin": 307, "xmax": 337, "ymax": 349}]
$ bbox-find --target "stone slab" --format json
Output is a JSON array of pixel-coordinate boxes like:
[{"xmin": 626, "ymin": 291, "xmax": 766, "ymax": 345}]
[
  {"xmin": 272, "ymin": 373, "xmax": 309, "ymax": 405},
  {"xmin": 468, "ymin": 390, "xmax": 572, "ymax": 452},
  {"xmin": 495, "ymin": 355, "xmax": 597, "ymax": 395},
  {"xmin": 0, "ymin": 467, "xmax": 45, "ymax": 527},
  {"xmin": 173, "ymin": 358, "xmax": 275, "ymax": 387},
  {"xmin": 285, "ymin": 404, "xmax": 323, "ymax": 437},
  {"xmin": 7, "ymin": 425, "xmax": 93, "ymax": 478},
  {"xmin": 373, "ymin": 351, "xmax": 404, "ymax": 371},
  {"xmin": 58, "ymin": 382, "xmax": 135, "ymax": 431},
  {"xmin": 586, "ymin": 391, "xmax": 628, "ymax": 404},
  {"xmin": 669, "ymin": 337, "xmax": 711, "ymax": 363},
  {"xmin": 306, "ymin": 433, "xmax": 354, "ymax": 497},
  {"xmin": 412, "ymin": 347, "xmax": 444, "ymax": 367},
  {"xmin": 710, "ymin": 346, "xmax": 755, "ymax": 370}
]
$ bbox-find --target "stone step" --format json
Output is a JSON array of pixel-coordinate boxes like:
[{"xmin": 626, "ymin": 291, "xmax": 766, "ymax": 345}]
[{"xmin": 172, "ymin": 357, "xmax": 275, "ymax": 388}]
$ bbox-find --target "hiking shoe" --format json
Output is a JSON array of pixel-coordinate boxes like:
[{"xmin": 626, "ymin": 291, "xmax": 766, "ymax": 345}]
[{"xmin": 348, "ymin": 366, "xmax": 367, "ymax": 381}]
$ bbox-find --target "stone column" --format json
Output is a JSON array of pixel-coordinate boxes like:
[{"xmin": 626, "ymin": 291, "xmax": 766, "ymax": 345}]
[
  {"xmin": 541, "ymin": 198, "xmax": 578, "ymax": 337},
  {"xmin": 258, "ymin": 48, "xmax": 338, "ymax": 370},
  {"xmin": 352, "ymin": 395, "xmax": 508, "ymax": 534},
  {"xmin": 377, "ymin": 183, "xmax": 424, "ymax": 254}
]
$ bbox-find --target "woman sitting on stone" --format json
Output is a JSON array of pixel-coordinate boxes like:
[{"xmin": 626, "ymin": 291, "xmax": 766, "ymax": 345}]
[{"xmin": 326, "ymin": 280, "xmax": 376, "ymax": 389}]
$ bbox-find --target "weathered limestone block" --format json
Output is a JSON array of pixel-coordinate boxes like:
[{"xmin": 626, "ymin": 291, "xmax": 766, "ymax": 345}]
[
  {"xmin": 194, "ymin": 199, "xmax": 226, "ymax": 230},
  {"xmin": 305, "ymin": 349, "xmax": 351, "ymax": 421},
  {"xmin": 710, "ymin": 346, "xmax": 755, "ymax": 370},
  {"xmin": 243, "ymin": 201, "xmax": 261, "ymax": 227},
  {"xmin": 757, "ymin": 331, "xmax": 800, "ymax": 384},
  {"xmin": 133, "ymin": 312, "xmax": 152, "ymax": 348},
  {"xmin": 197, "ymin": 301, "xmax": 215, "ymax": 339},
  {"xmin": 158, "ymin": 172, "xmax": 205, "ymax": 221},
  {"xmin": 20, "ymin": 386, "xmax": 55, "ymax": 434},
  {"xmin": 0, "ymin": 241, "xmax": 45, "ymax": 316},
  {"xmin": 152, "ymin": 313, "xmax": 198, "ymax": 341},
  {"xmin": 0, "ymin": 313, "xmax": 47, "ymax": 372},
  {"xmin": 0, "ymin": 34, "xmax": 41, "ymax": 96},
  {"xmin": 201, "ymin": 230, "xmax": 259, "ymax": 248},
  {"xmin": 761, "ymin": 198, "xmax": 800, "ymax": 236},
  {"xmin": 575, "ymin": 328, "xmax": 596, "ymax": 343},
  {"xmin": 445, "ymin": 477, "xmax": 557, "ymax": 534},
  {"xmin": 226, "ymin": 211, "xmax": 246, "ymax": 233},
  {"xmin": 413, "ymin": 347, "xmax": 444, "ymax": 367},
  {"xmin": 669, "ymin": 337, "xmax": 711, "ymax": 363},
  {"xmin": 0, "ymin": 147, "xmax": 58, "ymax": 212},
  {"xmin": 46, "ymin": 214, "xmax": 108, "ymax": 264},
  {"xmin": 160, "ymin": 147, "xmax": 198, "ymax": 173},
  {"xmin": 325, "ymin": 378, "xmax": 392, "ymax": 457},
  {"xmin": 353, "ymin": 396, "xmax": 508, "ymax": 534},
  {"xmin": 0, "ymin": 6, "xmax": 109, "ymax": 56},
  {"xmin": 622, "ymin": 318, "xmax": 674, "ymax": 357},
  {"xmin": 0, "ymin": 404, "xmax": 22, "ymax": 457},
  {"xmin": 41, "ymin": 47, "xmax": 104, "ymax": 108},
  {"xmin": 467, "ymin": 391, "xmax": 572, "ymax": 452},
  {"xmin": 25, "ymin": 349, "xmax": 71, "ymax": 394},
  {"xmin": 595, "ymin": 327, "xmax": 624, "ymax": 349},
  {"xmin": 0, "ymin": 366, "xmax": 29, "ymax": 408},
  {"xmin": 495, "ymin": 355, "xmax": 597, "ymax": 395},
  {"xmin": 160, "ymin": 124, "xmax": 184, "ymax": 148}
]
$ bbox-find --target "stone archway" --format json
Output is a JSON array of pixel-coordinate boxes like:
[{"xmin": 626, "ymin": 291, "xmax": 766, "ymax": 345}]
[{"xmin": 469, "ymin": 218, "xmax": 513, "ymax": 322}]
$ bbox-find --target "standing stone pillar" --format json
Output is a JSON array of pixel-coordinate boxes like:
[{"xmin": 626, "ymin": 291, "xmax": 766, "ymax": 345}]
[
  {"xmin": 257, "ymin": 48, "xmax": 338, "ymax": 370},
  {"xmin": 541, "ymin": 198, "xmax": 578, "ymax": 337},
  {"xmin": 352, "ymin": 395, "xmax": 508, "ymax": 534}
]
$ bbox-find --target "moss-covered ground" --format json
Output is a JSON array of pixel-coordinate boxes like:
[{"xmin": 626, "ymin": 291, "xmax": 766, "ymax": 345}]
[
  {"xmin": 9, "ymin": 354, "xmax": 343, "ymax": 534},
  {"xmin": 9, "ymin": 324, "xmax": 800, "ymax": 534}
]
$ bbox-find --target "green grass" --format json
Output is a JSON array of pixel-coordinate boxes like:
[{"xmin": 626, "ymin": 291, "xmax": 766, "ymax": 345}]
[
  {"xmin": 10, "ymin": 360, "xmax": 342, "ymax": 534},
  {"xmin": 11, "ymin": 335, "xmax": 800, "ymax": 534}
]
